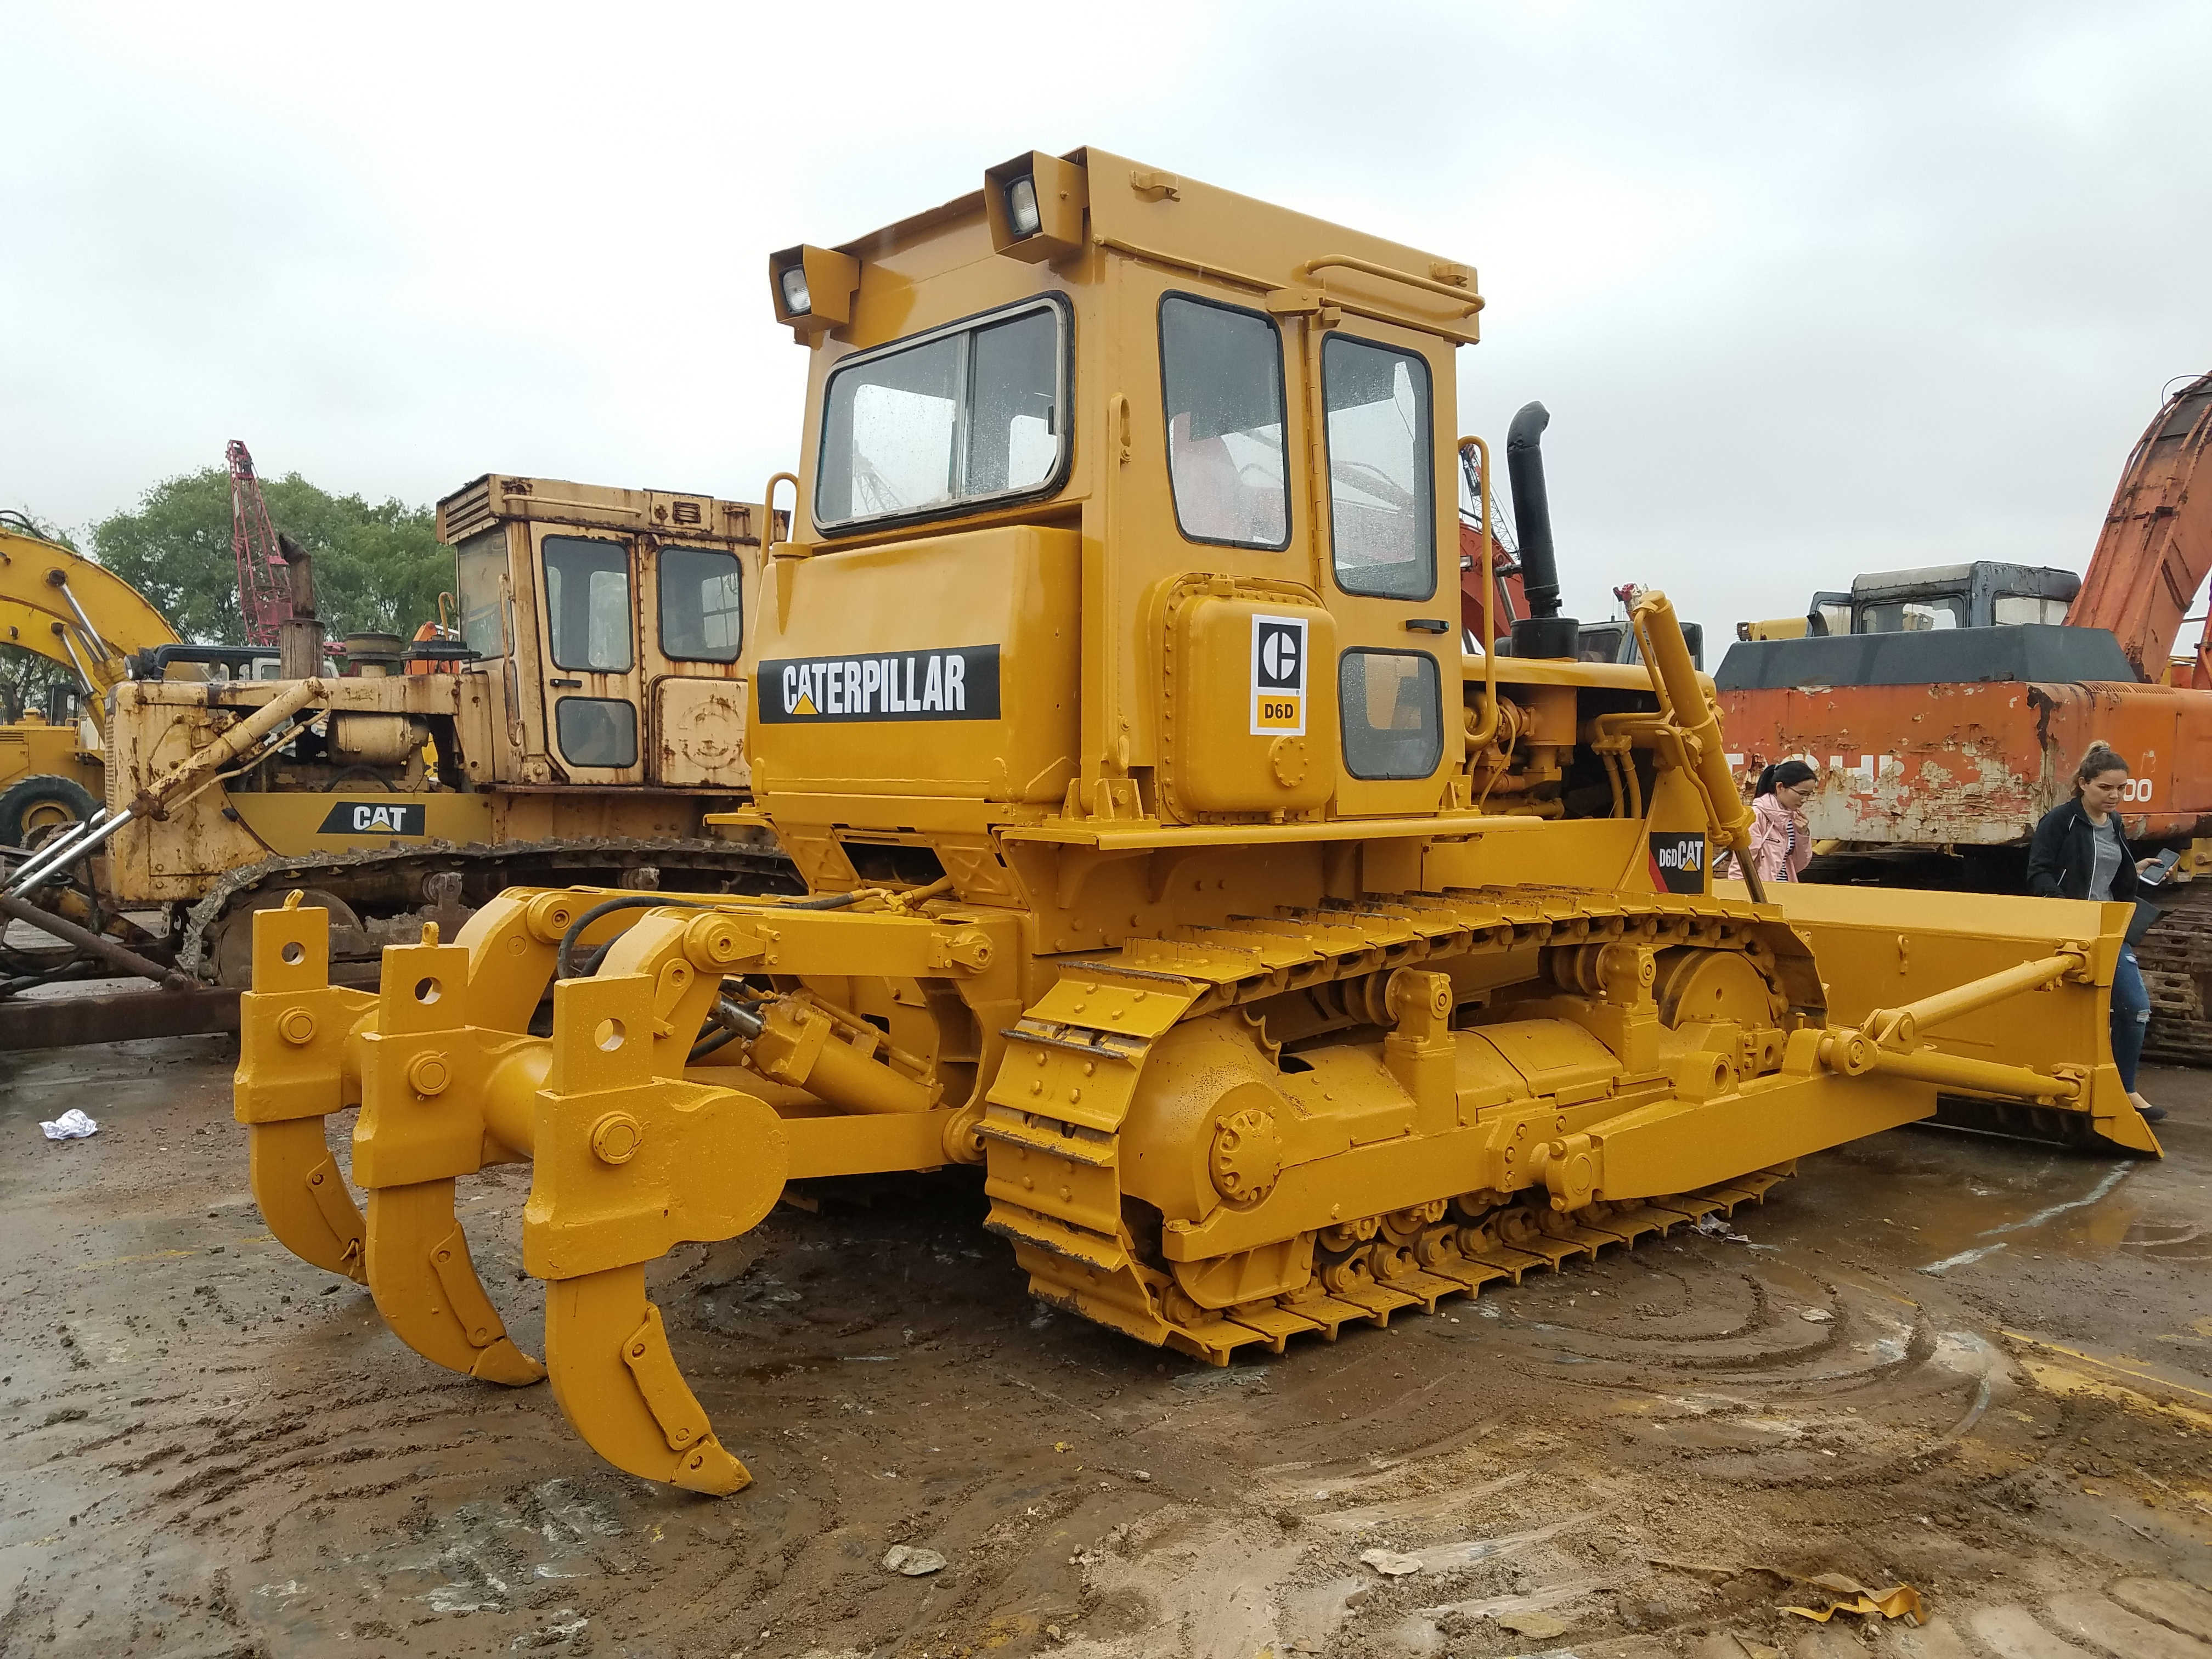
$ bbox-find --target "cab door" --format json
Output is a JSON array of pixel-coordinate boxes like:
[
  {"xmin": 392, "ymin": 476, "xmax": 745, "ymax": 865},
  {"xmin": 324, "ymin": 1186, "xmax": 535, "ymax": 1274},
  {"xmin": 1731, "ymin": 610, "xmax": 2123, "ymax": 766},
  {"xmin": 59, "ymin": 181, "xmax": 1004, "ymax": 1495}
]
[
  {"xmin": 642, "ymin": 528, "xmax": 753, "ymax": 790},
  {"xmin": 532, "ymin": 524, "xmax": 647, "ymax": 786},
  {"xmin": 1302, "ymin": 318, "xmax": 1460, "ymax": 816}
]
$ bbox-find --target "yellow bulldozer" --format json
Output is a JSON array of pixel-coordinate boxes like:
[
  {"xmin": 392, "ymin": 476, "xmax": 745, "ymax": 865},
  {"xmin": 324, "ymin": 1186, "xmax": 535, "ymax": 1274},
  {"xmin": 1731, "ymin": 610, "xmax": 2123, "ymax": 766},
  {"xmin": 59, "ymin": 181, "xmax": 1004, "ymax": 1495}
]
[
  {"xmin": 4, "ymin": 476, "xmax": 793, "ymax": 996},
  {"xmin": 234, "ymin": 149, "xmax": 2155, "ymax": 1497}
]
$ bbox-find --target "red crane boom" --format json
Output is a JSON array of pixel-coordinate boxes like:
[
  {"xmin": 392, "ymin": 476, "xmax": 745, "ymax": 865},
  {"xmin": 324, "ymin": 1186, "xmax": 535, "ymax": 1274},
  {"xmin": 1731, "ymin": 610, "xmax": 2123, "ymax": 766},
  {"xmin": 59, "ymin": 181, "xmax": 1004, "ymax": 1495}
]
[{"xmin": 227, "ymin": 439, "xmax": 290, "ymax": 647}]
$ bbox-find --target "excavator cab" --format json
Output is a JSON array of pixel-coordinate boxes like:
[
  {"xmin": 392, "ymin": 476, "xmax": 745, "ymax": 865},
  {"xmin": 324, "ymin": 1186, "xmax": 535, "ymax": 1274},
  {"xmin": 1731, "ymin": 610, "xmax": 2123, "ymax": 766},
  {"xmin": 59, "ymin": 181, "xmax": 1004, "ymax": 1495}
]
[{"xmin": 1841, "ymin": 562, "xmax": 2078, "ymax": 634}]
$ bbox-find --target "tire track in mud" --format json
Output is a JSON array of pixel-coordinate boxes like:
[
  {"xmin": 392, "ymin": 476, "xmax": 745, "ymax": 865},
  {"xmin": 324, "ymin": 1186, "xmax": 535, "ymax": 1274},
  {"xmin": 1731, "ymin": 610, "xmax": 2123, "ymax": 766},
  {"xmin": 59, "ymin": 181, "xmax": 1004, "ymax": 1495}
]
[{"xmin": 9, "ymin": 1045, "xmax": 2212, "ymax": 1657}]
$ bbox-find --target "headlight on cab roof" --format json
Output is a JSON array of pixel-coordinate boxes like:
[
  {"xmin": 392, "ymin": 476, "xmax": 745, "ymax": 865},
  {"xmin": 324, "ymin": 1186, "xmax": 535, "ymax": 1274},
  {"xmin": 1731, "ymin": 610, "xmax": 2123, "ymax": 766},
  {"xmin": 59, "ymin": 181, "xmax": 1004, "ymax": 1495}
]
[
  {"xmin": 777, "ymin": 264, "xmax": 812, "ymax": 316},
  {"xmin": 769, "ymin": 245, "xmax": 860, "ymax": 340},
  {"xmin": 985, "ymin": 151, "xmax": 1088, "ymax": 263},
  {"xmin": 1005, "ymin": 175, "xmax": 1042, "ymax": 240}
]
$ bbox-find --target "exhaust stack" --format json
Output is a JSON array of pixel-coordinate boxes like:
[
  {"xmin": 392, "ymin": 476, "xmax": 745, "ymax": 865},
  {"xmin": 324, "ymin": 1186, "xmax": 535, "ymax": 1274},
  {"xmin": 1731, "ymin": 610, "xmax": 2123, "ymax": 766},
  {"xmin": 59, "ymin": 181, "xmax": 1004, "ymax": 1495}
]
[{"xmin": 1505, "ymin": 402, "xmax": 1580, "ymax": 658}]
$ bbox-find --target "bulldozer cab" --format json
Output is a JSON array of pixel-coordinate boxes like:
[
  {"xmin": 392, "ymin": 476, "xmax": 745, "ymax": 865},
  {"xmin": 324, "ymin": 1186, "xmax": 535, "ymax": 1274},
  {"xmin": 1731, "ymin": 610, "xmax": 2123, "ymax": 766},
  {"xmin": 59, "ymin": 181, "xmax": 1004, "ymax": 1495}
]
[
  {"xmin": 758, "ymin": 147, "xmax": 1530, "ymax": 876},
  {"xmin": 438, "ymin": 476, "xmax": 772, "ymax": 792}
]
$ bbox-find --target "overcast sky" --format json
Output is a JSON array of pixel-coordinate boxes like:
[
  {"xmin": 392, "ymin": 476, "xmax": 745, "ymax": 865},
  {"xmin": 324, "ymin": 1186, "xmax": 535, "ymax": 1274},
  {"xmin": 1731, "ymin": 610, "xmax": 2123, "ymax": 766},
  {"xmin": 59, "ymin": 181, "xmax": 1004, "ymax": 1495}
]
[{"xmin": 5, "ymin": 2, "xmax": 2207, "ymax": 631}]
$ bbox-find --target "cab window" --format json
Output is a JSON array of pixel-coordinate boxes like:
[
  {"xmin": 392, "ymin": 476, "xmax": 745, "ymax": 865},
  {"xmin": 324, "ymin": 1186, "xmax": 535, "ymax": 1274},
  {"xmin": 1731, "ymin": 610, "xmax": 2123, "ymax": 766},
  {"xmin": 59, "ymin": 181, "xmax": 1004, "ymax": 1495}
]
[
  {"xmin": 659, "ymin": 545, "xmax": 743, "ymax": 662},
  {"xmin": 1159, "ymin": 295, "xmax": 1289, "ymax": 549},
  {"xmin": 1993, "ymin": 595, "xmax": 2069, "ymax": 626},
  {"xmin": 1340, "ymin": 650, "xmax": 1441, "ymax": 779},
  {"xmin": 556, "ymin": 697, "xmax": 637, "ymax": 769},
  {"xmin": 455, "ymin": 527, "xmax": 507, "ymax": 658},
  {"xmin": 542, "ymin": 535, "xmax": 634, "ymax": 673},
  {"xmin": 1325, "ymin": 336, "xmax": 1434, "ymax": 600},
  {"xmin": 1861, "ymin": 597, "xmax": 1961, "ymax": 633},
  {"xmin": 815, "ymin": 298, "xmax": 1065, "ymax": 529}
]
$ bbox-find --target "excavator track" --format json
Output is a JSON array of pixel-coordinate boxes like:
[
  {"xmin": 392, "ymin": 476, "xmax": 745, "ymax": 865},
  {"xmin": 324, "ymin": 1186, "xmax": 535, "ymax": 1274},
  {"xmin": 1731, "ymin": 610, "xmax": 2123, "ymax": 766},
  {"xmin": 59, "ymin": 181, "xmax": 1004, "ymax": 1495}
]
[
  {"xmin": 179, "ymin": 836, "xmax": 797, "ymax": 983},
  {"xmin": 2136, "ymin": 880, "xmax": 2212, "ymax": 1066},
  {"xmin": 979, "ymin": 885, "xmax": 1807, "ymax": 1365}
]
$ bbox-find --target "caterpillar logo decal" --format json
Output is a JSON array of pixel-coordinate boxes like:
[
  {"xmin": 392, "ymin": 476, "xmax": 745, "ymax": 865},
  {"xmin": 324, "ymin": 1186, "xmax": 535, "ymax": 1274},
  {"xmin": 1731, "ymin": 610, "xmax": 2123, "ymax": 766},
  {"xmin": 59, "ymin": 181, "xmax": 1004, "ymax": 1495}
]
[
  {"xmin": 318, "ymin": 801, "xmax": 427, "ymax": 836},
  {"xmin": 1647, "ymin": 831, "xmax": 1707, "ymax": 895},
  {"xmin": 1250, "ymin": 614, "xmax": 1308, "ymax": 737},
  {"xmin": 759, "ymin": 645, "xmax": 1002, "ymax": 724}
]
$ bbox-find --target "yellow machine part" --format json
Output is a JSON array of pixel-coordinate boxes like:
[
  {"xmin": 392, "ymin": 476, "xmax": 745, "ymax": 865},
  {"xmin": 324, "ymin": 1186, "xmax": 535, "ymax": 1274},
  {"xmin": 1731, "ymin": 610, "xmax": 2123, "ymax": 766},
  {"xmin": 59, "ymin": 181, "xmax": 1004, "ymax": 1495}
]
[
  {"xmin": 0, "ymin": 523, "xmax": 179, "ymax": 822},
  {"xmin": 0, "ymin": 524, "xmax": 180, "ymax": 722},
  {"xmin": 0, "ymin": 720, "xmax": 100, "ymax": 810},
  {"xmin": 233, "ymin": 148, "xmax": 2157, "ymax": 1498}
]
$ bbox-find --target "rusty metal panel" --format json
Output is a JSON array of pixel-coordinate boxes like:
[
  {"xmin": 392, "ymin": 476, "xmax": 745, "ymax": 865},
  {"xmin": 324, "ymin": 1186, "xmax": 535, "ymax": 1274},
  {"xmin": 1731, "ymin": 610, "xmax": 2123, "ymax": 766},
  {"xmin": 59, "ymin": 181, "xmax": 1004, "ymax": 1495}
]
[
  {"xmin": 1719, "ymin": 678, "xmax": 2212, "ymax": 846},
  {"xmin": 651, "ymin": 678, "xmax": 751, "ymax": 788}
]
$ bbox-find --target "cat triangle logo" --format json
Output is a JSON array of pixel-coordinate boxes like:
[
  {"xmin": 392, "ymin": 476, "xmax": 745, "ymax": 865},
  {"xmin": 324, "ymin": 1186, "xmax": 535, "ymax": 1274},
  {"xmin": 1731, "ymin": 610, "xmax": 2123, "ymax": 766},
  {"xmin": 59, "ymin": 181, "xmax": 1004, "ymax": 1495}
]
[{"xmin": 793, "ymin": 691, "xmax": 819, "ymax": 716}]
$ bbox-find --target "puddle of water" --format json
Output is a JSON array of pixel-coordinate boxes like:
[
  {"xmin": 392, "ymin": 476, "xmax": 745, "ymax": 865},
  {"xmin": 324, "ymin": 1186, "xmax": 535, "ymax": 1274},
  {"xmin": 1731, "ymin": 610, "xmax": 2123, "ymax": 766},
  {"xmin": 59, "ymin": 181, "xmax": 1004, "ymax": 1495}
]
[{"xmin": 1814, "ymin": 1133, "xmax": 2140, "ymax": 1265}]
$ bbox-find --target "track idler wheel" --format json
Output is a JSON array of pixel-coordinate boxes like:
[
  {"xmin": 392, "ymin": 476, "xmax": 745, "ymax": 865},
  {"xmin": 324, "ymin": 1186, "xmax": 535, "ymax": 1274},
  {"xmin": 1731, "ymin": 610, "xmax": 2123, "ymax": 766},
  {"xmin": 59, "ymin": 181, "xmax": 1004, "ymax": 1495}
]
[{"xmin": 546, "ymin": 1265, "xmax": 750, "ymax": 1496}]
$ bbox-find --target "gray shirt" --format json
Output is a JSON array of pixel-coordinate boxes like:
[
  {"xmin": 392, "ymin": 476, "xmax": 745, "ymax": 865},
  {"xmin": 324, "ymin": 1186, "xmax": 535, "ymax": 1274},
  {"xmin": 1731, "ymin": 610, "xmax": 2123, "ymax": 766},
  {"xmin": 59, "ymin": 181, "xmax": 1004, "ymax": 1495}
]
[{"xmin": 2087, "ymin": 814, "xmax": 2125, "ymax": 902}]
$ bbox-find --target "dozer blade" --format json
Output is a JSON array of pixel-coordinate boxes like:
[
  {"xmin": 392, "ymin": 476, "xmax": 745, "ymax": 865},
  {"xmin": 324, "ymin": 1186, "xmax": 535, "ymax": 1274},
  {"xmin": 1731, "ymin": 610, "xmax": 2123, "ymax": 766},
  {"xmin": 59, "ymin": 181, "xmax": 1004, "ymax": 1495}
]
[
  {"xmin": 545, "ymin": 1263, "xmax": 750, "ymax": 1496},
  {"xmin": 1741, "ymin": 880, "xmax": 2161, "ymax": 1155},
  {"xmin": 364, "ymin": 1177, "xmax": 544, "ymax": 1386}
]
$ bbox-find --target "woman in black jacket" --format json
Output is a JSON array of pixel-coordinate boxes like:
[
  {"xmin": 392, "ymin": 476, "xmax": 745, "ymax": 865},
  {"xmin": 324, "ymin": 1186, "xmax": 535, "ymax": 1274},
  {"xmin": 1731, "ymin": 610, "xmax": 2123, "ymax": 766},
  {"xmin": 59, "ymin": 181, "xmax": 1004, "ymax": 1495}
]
[{"xmin": 2027, "ymin": 742, "xmax": 2164, "ymax": 1121}]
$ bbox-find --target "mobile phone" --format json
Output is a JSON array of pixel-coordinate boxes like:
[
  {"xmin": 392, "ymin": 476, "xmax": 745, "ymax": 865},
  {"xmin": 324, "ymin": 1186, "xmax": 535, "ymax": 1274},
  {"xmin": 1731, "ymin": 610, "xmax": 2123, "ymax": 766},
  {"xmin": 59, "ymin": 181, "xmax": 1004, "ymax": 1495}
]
[{"xmin": 2143, "ymin": 847, "xmax": 2183, "ymax": 886}]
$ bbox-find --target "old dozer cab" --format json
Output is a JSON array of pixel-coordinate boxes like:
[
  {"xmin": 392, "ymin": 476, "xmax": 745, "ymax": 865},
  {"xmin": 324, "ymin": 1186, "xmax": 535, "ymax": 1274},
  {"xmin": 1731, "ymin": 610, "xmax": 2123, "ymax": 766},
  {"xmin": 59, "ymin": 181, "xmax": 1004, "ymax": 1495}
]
[
  {"xmin": 235, "ymin": 150, "xmax": 2155, "ymax": 1496},
  {"xmin": 7, "ymin": 476, "xmax": 792, "ymax": 990}
]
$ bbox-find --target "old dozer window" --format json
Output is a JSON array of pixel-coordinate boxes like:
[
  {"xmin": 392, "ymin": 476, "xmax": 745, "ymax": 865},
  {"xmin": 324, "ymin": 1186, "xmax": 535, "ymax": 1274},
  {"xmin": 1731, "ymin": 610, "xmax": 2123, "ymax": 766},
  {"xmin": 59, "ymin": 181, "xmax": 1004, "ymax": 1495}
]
[
  {"xmin": 1339, "ymin": 650, "xmax": 1442, "ymax": 780},
  {"xmin": 1159, "ymin": 294, "xmax": 1289, "ymax": 549},
  {"xmin": 659, "ymin": 545, "xmax": 743, "ymax": 663},
  {"xmin": 814, "ymin": 297, "xmax": 1066, "ymax": 529},
  {"xmin": 542, "ymin": 536, "xmax": 635, "ymax": 673},
  {"xmin": 455, "ymin": 527, "xmax": 507, "ymax": 657},
  {"xmin": 556, "ymin": 697, "xmax": 638, "ymax": 769},
  {"xmin": 1324, "ymin": 336, "xmax": 1435, "ymax": 600}
]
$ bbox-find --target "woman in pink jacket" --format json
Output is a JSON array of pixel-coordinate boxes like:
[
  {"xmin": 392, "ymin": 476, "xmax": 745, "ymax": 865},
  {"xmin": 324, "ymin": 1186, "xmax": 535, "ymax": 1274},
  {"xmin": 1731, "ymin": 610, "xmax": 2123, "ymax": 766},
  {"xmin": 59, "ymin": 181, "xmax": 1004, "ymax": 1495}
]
[{"xmin": 1721, "ymin": 759, "xmax": 1817, "ymax": 885}]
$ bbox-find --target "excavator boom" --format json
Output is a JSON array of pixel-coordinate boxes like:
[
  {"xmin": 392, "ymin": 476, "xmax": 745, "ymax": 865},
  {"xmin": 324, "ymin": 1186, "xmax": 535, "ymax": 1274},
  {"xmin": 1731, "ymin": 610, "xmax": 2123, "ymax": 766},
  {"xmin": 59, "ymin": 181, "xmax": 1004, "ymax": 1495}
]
[
  {"xmin": 2065, "ymin": 371, "xmax": 2212, "ymax": 679},
  {"xmin": 0, "ymin": 522, "xmax": 181, "ymax": 718}
]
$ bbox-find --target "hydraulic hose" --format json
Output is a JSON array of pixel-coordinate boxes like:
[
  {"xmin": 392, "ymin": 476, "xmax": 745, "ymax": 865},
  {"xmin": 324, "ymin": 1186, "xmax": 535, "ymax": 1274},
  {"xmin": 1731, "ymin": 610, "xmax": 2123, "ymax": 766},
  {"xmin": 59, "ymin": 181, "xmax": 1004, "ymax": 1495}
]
[{"xmin": 556, "ymin": 894, "xmax": 705, "ymax": 980}]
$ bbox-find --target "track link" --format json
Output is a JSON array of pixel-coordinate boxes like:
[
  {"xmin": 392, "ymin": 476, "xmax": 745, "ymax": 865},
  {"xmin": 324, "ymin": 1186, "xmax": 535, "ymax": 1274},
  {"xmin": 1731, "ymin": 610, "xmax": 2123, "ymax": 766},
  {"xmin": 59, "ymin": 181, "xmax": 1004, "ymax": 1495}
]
[{"xmin": 1162, "ymin": 1175, "xmax": 1795, "ymax": 1366}]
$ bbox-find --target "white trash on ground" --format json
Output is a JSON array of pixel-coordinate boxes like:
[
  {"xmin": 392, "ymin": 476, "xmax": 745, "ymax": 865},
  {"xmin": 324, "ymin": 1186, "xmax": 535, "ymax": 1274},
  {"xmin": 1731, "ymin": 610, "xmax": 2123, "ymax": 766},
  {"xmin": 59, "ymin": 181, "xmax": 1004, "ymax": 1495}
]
[{"xmin": 40, "ymin": 1109, "xmax": 99, "ymax": 1141}]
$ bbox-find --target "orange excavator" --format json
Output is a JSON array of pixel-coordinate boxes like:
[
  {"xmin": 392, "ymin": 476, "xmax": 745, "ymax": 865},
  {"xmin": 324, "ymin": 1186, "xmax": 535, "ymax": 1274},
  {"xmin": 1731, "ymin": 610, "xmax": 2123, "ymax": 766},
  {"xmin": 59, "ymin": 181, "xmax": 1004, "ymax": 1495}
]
[{"xmin": 1716, "ymin": 371, "xmax": 2212, "ymax": 1061}]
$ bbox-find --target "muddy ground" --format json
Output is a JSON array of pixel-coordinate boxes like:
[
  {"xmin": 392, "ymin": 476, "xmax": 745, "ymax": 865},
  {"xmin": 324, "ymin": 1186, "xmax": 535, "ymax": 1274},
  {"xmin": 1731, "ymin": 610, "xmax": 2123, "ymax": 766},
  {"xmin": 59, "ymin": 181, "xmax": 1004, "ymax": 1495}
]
[{"xmin": 3, "ymin": 1037, "xmax": 2211, "ymax": 1659}]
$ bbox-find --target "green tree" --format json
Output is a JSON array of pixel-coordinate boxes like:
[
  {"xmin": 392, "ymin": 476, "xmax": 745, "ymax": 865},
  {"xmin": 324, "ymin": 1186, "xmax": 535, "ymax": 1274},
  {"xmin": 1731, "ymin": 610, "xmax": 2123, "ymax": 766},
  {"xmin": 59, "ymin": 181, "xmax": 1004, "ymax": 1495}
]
[
  {"xmin": 91, "ymin": 468, "xmax": 452, "ymax": 645},
  {"xmin": 0, "ymin": 509, "xmax": 84, "ymax": 724}
]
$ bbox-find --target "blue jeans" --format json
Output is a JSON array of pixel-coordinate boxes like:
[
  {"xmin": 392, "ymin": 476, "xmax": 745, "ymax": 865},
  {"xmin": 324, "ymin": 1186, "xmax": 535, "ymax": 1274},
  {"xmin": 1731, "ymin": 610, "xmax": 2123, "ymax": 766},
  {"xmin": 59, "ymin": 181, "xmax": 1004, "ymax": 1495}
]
[{"xmin": 2112, "ymin": 944, "xmax": 2149, "ymax": 1093}]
